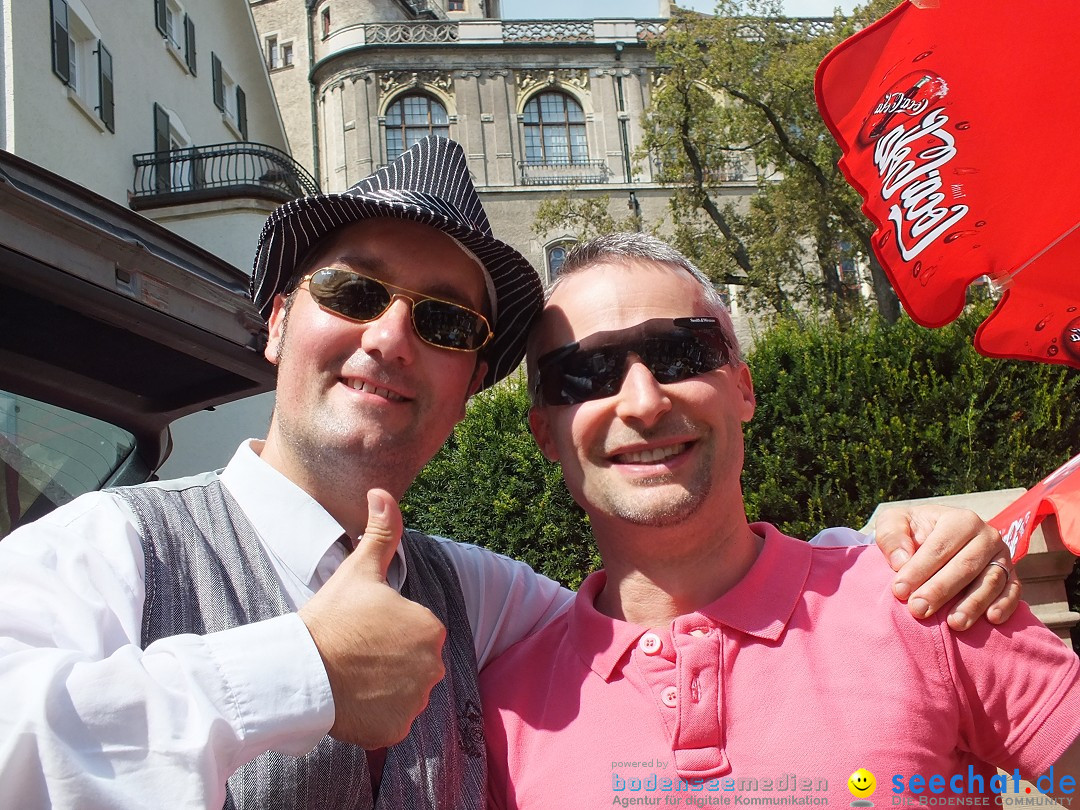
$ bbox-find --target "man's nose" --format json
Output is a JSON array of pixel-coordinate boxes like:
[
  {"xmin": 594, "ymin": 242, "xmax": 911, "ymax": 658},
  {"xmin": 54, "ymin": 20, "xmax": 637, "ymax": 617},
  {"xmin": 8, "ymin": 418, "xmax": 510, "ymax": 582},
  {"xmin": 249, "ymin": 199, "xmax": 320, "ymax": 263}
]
[
  {"xmin": 359, "ymin": 296, "xmax": 418, "ymax": 363},
  {"xmin": 613, "ymin": 360, "xmax": 671, "ymax": 427}
]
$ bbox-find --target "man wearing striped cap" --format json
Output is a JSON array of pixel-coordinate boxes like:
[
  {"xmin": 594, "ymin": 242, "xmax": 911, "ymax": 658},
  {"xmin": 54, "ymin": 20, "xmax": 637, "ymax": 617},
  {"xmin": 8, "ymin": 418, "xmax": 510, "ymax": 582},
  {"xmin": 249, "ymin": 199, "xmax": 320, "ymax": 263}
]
[{"xmin": 0, "ymin": 138, "xmax": 1016, "ymax": 808}]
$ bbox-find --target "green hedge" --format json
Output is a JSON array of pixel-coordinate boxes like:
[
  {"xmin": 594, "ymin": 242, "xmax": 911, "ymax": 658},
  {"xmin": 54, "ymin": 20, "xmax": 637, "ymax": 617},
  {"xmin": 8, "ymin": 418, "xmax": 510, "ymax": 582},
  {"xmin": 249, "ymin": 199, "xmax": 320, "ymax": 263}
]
[
  {"xmin": 403, "ymin": 306, "xmax": 1080, "ymax": 614},
  {"xmin": 743, "ymin": 306, "xmax": 1080, "ymax": 538}
]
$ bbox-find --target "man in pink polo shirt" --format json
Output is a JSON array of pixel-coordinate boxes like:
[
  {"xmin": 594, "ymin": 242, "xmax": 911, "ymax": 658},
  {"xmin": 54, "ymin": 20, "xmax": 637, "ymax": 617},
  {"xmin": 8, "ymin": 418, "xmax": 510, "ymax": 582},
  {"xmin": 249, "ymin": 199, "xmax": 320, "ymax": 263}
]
[{"xmin": 481, "ymin": 233, "xmax": 1080, "ymax": 809}]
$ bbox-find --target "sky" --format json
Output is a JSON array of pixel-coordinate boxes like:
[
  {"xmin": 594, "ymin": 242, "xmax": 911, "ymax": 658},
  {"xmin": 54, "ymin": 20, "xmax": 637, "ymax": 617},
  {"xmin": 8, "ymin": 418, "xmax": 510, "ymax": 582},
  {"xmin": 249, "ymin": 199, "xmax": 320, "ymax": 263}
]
[{"xmin": 502, "ymin": 0, "xmax": 855, "ymax": 18}]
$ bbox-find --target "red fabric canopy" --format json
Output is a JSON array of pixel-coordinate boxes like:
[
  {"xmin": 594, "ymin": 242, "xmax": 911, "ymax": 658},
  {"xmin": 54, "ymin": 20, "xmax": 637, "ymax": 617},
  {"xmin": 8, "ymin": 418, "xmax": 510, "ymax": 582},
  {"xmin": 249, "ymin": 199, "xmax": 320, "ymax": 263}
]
[
  {"xmin": 988, "ymin": 452, "xmax": 1080, "ymax": 560},
  {"xmin": 815, "ymin": 0, "xmax": 1080, "ymax": 368}
]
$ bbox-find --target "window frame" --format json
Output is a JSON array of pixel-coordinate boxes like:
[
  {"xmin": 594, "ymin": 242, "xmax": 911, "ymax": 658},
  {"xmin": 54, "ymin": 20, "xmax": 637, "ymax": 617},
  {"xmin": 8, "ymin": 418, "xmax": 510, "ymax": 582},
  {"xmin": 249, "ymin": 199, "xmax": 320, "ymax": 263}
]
[
  {"xmin": 265, "ymin": 35, "xmax": 278, "ymax": 69},
  {"xmin": 265, "ymin": 35, "xmax": 294, "ymax": 70},
  {"xmin": 522, "ymin": 90, "xmax": 589, "ymax": 166},
  {"xmin": 211, "ymin": 53, "xmax": 247, "ymax": 140},
  {"xmin": 52, "ymin": 0, "xmax": 114, "ymax": 133},
  {"xmin": 163, "ymin": 0, "xmax": 183, "ymax": 50},
  {"xmin": 545, "ymin": 240, "xmax": 574, "ymax": 282},
  {"xmin": 383, "ymin": 93, "xmax": 450, "ymax": 162}
]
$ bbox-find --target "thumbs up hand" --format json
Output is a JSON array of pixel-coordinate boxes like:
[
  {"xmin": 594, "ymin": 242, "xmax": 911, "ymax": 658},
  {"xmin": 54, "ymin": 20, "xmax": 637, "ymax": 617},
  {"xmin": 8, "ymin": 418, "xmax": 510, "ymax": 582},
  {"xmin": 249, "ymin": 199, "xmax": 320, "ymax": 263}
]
[{"xmin": 299, "ymin": 489, "xmax": 447, "ymax": 748}]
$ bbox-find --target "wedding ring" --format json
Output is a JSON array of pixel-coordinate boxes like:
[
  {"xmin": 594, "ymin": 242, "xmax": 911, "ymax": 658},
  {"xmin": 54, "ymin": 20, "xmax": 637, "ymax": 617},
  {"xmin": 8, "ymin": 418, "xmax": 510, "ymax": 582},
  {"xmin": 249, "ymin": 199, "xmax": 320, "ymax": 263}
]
[{"xmin": 987, "ymin": 560, "xmax": 1011, "ymax": 579}]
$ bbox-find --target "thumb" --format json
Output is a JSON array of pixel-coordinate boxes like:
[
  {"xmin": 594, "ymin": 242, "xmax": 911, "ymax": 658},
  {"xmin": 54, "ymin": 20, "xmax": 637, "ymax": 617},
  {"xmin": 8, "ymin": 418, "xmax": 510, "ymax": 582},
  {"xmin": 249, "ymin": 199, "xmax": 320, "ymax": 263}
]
[{"xmin": 351, "ymin": 488, "xmax": 404, "ymax": 581}]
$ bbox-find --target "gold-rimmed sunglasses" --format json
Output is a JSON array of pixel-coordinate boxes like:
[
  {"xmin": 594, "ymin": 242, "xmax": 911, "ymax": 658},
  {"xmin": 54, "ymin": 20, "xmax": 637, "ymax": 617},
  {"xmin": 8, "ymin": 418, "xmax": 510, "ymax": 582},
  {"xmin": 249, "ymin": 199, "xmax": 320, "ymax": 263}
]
[{"xmin": 298, "ymin": 267, "xmax": 494, "ymax": 352}]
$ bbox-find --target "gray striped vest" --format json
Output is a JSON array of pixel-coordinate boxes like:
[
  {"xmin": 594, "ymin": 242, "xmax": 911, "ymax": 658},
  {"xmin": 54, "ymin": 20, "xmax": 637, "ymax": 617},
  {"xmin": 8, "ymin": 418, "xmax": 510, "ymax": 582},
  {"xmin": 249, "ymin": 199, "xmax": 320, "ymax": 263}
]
[{"xmin": 115, "ymin": 478, "xmax": 485, "ymax": 809}]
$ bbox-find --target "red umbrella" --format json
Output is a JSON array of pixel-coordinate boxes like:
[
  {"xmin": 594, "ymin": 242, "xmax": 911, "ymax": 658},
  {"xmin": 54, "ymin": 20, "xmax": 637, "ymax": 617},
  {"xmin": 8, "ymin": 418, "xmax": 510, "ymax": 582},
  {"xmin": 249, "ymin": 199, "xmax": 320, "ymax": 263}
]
[
  {"xmin": 988, "ymin": 452, "xmax": 1080, "ymax": 561},
  {"xmin": 815, "ymin": 0, "xmax": 1080, "ymax": 368}
]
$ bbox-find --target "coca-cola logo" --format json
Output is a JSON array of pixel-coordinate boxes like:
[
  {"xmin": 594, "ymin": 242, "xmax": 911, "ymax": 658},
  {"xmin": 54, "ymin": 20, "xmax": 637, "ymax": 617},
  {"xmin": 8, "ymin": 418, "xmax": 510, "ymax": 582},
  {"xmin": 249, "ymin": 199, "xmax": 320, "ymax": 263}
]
[
  {"xmin": 874, "ymin": 92, "xmax": 929, "ymax": 118},
  {"xmin": 858, "ymin": 71, "xmax": 948, "ymax": 148},
  {"xmin": 872, "ymin": 107, "xmax": 968, "ymax": 261}
]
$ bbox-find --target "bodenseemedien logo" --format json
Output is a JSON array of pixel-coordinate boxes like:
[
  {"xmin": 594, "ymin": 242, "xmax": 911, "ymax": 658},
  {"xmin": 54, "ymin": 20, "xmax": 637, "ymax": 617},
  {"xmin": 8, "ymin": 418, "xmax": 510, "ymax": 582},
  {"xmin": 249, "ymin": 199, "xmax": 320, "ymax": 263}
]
[{"xmin": 849, "ymin": 768, "xmax": 877, "ymax": 807}]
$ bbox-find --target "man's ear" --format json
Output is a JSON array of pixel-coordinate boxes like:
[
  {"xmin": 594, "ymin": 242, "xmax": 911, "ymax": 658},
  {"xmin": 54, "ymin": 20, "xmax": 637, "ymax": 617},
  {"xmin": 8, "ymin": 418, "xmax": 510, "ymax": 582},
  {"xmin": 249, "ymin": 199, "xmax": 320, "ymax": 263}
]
[
  {"xmin": 528, "ymin": 406, "xmax": 560, "ymax": 462},
  {"xmin": 263, "ymin": 294, "xmax": 289, "ymax": 365},
  {"xmin": 735, "ymin": 362, "xmax": 756, "ymax": 423}
]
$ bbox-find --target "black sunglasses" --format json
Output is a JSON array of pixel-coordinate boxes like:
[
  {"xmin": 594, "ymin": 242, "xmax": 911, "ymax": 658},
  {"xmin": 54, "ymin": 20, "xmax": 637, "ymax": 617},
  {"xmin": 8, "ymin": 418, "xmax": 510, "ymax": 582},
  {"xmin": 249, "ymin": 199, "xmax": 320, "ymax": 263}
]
[
  {"xmin": 299, "ymin": 267, "xmax": 494, "ymax": 352},
  {"xmin": 534, "ymin": 316, "xmax": 731, "ymax": 406}
]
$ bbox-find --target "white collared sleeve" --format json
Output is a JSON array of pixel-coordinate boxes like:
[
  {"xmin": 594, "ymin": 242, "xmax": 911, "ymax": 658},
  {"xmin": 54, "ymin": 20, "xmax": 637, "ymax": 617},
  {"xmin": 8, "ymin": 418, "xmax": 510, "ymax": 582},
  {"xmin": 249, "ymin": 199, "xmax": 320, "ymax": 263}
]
[
  {"xmin": 433, "ymin": 537, "xmax": 574, "ymax": 670},
  {"xmin": 0, "ymin": 492, "xmax": 334, "ymax": 808}
]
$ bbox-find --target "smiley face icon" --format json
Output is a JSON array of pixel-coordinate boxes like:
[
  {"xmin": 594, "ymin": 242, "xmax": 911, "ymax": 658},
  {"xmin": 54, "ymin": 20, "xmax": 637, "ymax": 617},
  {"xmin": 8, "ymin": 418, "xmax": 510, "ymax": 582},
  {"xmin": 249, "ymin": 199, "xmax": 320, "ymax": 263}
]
[{"xmin": 848, "ymin": 768, "xmax": 877, "ymax": 800}]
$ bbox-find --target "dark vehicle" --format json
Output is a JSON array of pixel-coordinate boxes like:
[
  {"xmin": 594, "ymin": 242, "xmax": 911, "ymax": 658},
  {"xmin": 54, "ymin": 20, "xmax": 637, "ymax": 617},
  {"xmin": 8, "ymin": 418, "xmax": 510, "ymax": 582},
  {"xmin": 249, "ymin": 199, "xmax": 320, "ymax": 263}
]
[{"xmin": 0, "ymin": 151, "xmax": 274, "ymax": 539}]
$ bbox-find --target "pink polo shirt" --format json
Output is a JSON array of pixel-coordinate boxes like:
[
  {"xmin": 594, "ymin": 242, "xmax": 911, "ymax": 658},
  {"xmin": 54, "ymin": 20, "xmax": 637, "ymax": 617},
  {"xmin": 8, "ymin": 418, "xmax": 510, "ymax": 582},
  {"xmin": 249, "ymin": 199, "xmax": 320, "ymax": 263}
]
[{"xmin": 481, "ymin": 524, "xmax": 1080, "ymax": 809}]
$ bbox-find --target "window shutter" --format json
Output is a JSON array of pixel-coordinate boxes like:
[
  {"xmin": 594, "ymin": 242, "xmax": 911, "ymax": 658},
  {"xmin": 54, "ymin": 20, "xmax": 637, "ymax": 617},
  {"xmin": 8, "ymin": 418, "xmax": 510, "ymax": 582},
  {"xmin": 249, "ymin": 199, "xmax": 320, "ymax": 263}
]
[
  {"xmin": 184, "ymin": 14, "xmax": 197, "ymax": 75},
  {"xmin": 68, "ymin": 34, "xmax": 77, "ymax": 90},
  {"xmin": 236, "ymin": 86, "xmax": 247, "ymax": 140},
  {"xmin": 154, "ymin": 0, "xmax": 167, "ymax": 36},
  {"xmin": 51, "ymin": 0, "xmax": 71, "ymax": 84},
  {"xmin": 211, "ymin": 53, "xmax": 224, "ymax": 111},
  {"xmin": 97, "ymin": 44, "xmax": 115, "ymax": 133},
  {"xmin": 153, "ymin": 102, "xmax": 171, "ymax": 192}
]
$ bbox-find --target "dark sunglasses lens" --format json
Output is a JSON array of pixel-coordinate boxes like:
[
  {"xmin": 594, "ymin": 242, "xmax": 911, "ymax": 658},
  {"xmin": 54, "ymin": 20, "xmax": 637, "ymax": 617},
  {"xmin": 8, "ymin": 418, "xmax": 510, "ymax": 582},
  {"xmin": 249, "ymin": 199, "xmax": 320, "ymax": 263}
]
[
  {"xmin": 308, "ymin": 269, "xmax": 389, "ymax": 320},
  {"xmin": 541, "ymin": 330, "xmax": 726, "ymax": 405},
  {"xmin": 412, "ymin": 300, "xmax": 490, "ymax": 350},
  {"xmin": 542, "ymin": 347, "xmax": 624, "ymax": 405},
  {"xmin": 642, "ymin": 335, "xmax": 724, "ymax": 383}
]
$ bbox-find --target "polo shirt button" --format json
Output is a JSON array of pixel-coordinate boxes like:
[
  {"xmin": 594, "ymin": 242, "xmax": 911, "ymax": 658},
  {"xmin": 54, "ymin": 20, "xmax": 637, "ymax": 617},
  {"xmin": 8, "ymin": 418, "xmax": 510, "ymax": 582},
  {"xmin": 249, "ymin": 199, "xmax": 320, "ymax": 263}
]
[
  {"xmin": 661, "ymin": 686, "xmax": 678, "ymax": 708},
  {"xmin": 638, "ymin": 633, "xmax": 663, "ymax": 655}
]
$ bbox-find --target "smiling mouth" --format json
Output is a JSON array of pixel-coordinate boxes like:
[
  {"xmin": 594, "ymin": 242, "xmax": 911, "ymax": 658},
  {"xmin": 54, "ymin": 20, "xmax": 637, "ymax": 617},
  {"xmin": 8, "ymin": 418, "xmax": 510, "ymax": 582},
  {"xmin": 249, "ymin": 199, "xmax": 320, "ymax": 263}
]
[
  {"xmin": 345, "ymin": 378, "xmax": 408, "ymax": 402},
  {"xmin": 614, "ymin": 443, "xmax": 688, "ymax": 464}
]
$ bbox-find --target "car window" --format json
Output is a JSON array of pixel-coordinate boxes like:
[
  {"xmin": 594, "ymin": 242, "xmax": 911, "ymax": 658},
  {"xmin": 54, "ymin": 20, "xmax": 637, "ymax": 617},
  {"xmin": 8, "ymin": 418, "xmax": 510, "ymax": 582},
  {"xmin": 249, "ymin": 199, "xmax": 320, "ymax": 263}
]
[{"xmin": 0, "ymin": 390, "xmax": 135, "ymax": 539}]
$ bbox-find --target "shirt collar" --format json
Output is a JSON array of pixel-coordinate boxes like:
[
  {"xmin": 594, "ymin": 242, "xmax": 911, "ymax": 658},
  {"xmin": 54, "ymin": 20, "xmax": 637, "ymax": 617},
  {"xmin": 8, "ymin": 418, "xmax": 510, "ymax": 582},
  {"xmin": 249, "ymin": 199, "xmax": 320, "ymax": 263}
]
[
  {"xmin": 568, "ymin": 523, "xmax": 811, "ymax": 681},
  {"xmin": 219, "ymin": 440, "xmax": 408, "ymax": 590}
]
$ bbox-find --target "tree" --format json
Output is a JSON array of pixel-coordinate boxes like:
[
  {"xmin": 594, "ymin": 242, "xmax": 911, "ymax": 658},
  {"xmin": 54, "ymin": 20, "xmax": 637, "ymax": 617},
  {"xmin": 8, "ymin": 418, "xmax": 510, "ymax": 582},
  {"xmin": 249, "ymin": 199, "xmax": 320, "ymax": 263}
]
[{"xmin": 536, "ymin": 0, "xmax": 903, "ymax": 323}]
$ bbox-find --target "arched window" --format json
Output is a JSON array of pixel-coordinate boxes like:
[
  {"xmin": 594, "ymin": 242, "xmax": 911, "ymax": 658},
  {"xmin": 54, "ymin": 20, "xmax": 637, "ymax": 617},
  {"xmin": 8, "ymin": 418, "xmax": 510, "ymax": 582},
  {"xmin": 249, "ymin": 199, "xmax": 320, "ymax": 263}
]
[
  {"xmin": 385, "ymin": 94, "xmax": 449, "ymax": 161},
  {"xmin": 523, "ymin": 91, "xmax": 587, "ymax": 165},
  {"xmin": 546, "ymin": 242, "xmax": 572, "ymax": 280}
]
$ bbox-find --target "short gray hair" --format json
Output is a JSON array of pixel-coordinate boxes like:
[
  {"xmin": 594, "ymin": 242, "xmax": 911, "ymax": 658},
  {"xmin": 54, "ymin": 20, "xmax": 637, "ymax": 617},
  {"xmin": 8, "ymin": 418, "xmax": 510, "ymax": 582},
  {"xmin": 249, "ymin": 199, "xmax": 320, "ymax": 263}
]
[{"xmin": 547, "ymin": 232, "xmax": 741, "ymax": 361}]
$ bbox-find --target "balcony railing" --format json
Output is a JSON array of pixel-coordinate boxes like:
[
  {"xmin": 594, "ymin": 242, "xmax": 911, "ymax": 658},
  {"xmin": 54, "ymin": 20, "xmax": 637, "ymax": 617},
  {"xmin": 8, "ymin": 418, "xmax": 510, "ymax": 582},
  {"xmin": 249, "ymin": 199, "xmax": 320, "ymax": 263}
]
[
  {"xmin": 518, "ymin": 158, "xmax": 610, "ymax": 186},
  {"xmin": 131, "ymin": 142, "xmax": 319, "ymax": 209}
]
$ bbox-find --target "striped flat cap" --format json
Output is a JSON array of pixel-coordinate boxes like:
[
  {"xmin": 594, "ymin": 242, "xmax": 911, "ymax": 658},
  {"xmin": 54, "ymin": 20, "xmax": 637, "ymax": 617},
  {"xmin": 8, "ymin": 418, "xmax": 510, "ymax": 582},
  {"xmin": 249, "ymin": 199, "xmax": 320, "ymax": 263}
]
[{"xmin": 250, "ymin": 136, "xmax": 542, "ymax": 391}]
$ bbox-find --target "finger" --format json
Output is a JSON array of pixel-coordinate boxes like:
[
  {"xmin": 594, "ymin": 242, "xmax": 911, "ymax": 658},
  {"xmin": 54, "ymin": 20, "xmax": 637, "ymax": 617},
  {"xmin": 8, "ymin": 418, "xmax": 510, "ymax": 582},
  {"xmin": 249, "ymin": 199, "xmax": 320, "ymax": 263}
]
[
  {"xmin": 351, "ymin": 489, "xmax": 404, "ymax": 581},
  {"xmin": 889, "ymin": 510, "xmax": 1000, "ymax": 602},
  {"xmin": 944, "ymin": 558, "xmax": 1012, "ymax": 631},
  {"xmin": 903, "ymin": 543, "xmax": 1004, "ymax": 620},
  {"xmin": 986, "ymin": 573, "xmax": 1022, "ymax": 625},
  {"xmin": 873, "ymin": 507, "xmax": 919, "ymax": 572}
]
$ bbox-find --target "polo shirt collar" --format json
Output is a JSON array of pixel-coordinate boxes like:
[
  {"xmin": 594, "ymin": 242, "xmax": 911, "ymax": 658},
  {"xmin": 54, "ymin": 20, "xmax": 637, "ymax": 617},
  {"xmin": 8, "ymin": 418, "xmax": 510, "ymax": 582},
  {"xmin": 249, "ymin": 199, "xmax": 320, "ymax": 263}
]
[
  {"xmin": 698, "ymin": 523, "xmax": 811, "ymax": 639},
  {"xmin": 218, "ymin": 440, "xmax": 408, "ymax": 590},
  {"xmin": 568, "ymin": 523, "xmax": 811, "ymax": 682}
]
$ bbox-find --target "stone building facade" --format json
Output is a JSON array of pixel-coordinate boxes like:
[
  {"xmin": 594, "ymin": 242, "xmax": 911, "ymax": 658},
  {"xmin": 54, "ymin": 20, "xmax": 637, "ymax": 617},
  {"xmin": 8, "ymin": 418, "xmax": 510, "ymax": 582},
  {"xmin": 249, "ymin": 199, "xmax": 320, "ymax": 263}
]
[{"xmin": 249, "ymin": 0, "xmax": 759, "ymax": 288}]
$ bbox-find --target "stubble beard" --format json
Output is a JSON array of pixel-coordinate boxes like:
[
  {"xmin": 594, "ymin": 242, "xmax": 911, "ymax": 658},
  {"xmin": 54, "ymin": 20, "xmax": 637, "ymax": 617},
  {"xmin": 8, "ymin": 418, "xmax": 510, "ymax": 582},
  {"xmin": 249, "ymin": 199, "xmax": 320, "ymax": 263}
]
[
  {"xmin": 589, "ymin": 418, "xmax": 716, "ymax": 527},
  {"xmin": 595, "ymin": 472, "xmax": 712, "ymax": 527},
  {"xmin": 586, "ymin": 444, "xmax": 714, "ymax": 528},
  {"xmin": 273, "ymin": 316, "xmax": 419, "ymax": 499}
]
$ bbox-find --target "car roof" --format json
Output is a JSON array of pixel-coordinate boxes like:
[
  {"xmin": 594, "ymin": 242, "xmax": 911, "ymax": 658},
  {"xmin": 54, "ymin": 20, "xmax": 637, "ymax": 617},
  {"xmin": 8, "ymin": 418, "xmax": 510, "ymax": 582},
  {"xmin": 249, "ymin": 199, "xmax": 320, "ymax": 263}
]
[{"xmin": 0, "ymin": 151, "xmax": 275, "ymax": 472}]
